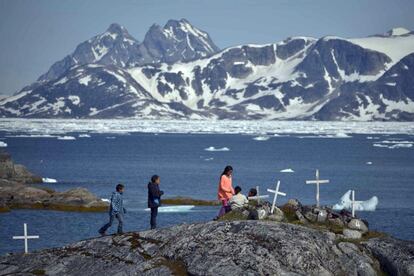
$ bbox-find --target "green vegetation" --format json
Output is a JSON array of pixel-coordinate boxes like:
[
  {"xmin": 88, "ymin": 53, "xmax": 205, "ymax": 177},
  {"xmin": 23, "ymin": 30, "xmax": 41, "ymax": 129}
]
[
  {"xmin": 163, "ymin": 197, "xmax": 220, "ymax": 206},
  {"xmin": 31, "ymin": 269, "xmax": 46, "ymax": 275},
  {"xmin": 217, "ymin": 210, "xmax": 248, "ymax": 221},
  {"xmin": 9, "ymin": 203, "xmax": 107, "ymax": 212}
]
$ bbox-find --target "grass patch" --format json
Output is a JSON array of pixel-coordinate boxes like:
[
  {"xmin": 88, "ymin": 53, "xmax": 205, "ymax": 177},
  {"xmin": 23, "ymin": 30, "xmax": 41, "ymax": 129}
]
[
  {"xmin": 279, "ymin": 205, "xmax": 298, "ymax": 223},
  {"xmin": 163, "ymin": 197, "xmax": 220, "ymax": 206},
  {"xmin": 31, "ymin": 269, "xmax": 46, "ymax": 275},
  {"xmin": 217, "ymin": 210, "xmax": 247, "ymax": 221},
  {"xmin": 9, "ymin": 203, "xmax": 108, "ymax": 212}
]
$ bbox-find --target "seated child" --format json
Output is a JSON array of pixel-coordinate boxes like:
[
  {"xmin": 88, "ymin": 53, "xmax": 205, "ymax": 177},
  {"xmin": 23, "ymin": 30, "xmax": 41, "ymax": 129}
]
[
  {"xmin": 248, "ymin": 188, "xmax": 257, "ymax": 198},
  {"xmin": 229, "ymin": 186, "xmax": 249, "ymax": 210}
]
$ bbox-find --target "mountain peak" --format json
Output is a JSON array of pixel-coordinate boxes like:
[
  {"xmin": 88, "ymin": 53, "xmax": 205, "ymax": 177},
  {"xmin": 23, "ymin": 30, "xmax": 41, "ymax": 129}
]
[
  {"xmin": 106, "ymin": 23, "xmax": 129, "ymax": 36},
  {"xmin": 385, "ymin": 27, "xmax": 411, "ymax": 36}
]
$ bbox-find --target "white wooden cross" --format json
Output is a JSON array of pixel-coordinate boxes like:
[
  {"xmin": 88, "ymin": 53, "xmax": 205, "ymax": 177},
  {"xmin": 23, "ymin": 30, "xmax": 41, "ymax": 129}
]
[
  {"xmin": 248, "ymin": 185, "xmax": 269, "ymax": 204},
  {"xmin": 305, "ymin": 169, "xmax": 329, "ymax": 207},
  {"xmin": 351, "ymin": 190, "xmax": 363, "ymax": 217},
  {"xmin": 267, "ymin": 181, "xmax": 286, "ymax": 214},
  {"xmin": 12, "ymin": 223, "xmax": 39, "ymax": 254}
]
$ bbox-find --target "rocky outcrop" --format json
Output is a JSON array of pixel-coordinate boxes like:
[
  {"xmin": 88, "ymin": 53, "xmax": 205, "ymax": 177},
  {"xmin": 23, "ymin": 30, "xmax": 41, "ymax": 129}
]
[
  {"xmin": 2, "ymin": 220, "xmax": 410, "ymax": 275},
  {"xmin": 0, "ymin": 180, "xmax": 108, "ymax": 212},
  {"xmin": 0, "ymin": 151, "xmax": 108, "ymax": 212},
  {"xmin": 0, "ymin": 151, "xmax": 42, "ymax": 183},
  {"xmin": 363, "ymin": 237, "xmax": 414, "ymax": 276}
]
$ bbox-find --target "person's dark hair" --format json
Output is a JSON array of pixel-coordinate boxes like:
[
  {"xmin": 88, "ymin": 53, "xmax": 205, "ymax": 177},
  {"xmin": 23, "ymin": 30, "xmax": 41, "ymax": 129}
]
[
  {"xmin": 116, "ymin": 184, "xmax": 125, "ymax": 192},
  {"xmin": 221, "ymin": 165, "xmax": 233, "ymax": 177},
  {"xmin": 248, "ymin": 188, "xmax": 257, "ymax": 197},
  {"xmin": 234, "ymin": 186, "xmax": 242, "ymax": 194},
  {"xmin": 151, "ymin": 175, "xmax": 160, "ymax": 183}
]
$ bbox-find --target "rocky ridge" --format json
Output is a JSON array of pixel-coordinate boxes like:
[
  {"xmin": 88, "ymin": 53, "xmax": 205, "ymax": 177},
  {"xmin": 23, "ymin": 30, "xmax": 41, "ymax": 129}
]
[
  {"xmin": 0, "ymin": 151, "xmax": 108, "ymax": 212},
  {"xmin": 0, "ymin": 220, "xmax": 413, "ymax": 275}
]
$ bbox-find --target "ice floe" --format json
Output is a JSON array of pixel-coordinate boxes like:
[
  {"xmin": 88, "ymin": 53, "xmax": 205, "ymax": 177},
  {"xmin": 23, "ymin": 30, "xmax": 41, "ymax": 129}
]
[
  {"xmin": 101, "ymin": 198, "xmax": 110, "ymax": 203},
  {"xmin": 144, "ymin": 205, "xmax": 195, "ymax": 213},
  {"xmin": 333, "ymin": 190, "xmax": 378, "ymax": 211},
  {"xmin": 1, "ymin": 119, "xmax": 413, "ymax": 136},
  {"xmin": 280, "ymin": 168, "xmax": 294, "ymax": 173},
  {"xmin": 78, "ymin": 134, "xmax": 91, "ymax": 138},
  {"xmin": 366, "ymin": 161, "xmax": 373, "ymax": 165},
  {"xmin": 0, "ymin": 141, "xmax": 7, "ymax": 147},
  {"xmin": 57, "ymin": 136, "xmax": 76, "ymax": 140},
  {"xmin": 42, "ymin": 177, "xmax": 57, "ymax": 183},
  {"xmin": 253, "ymin": 136, "xmax": 270, "ymax": 141},
  {"xmin": 204, "ymin": 146, "xmax": 230, "ymax": 152},
  {"xmin": 373, "ymin": 140, "xmax": 414, "ymax": 149}
]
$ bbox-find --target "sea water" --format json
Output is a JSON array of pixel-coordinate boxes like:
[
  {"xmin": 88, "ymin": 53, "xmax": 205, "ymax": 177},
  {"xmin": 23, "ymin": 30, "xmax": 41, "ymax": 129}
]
[{"xmin": 0, "ymin": 120, "xmax": 413, "ymax": 255}]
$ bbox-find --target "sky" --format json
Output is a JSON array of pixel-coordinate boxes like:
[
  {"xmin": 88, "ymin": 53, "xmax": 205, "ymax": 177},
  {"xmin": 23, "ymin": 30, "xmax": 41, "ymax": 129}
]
[{"xmin": 1, "ymin": 0, "xmax": 414, "ymax": 96}]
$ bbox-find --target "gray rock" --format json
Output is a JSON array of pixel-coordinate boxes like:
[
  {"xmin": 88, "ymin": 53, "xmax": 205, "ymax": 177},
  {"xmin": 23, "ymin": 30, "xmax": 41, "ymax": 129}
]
[
  {"xmin": 343, "ymin": 229, "xmax": 363, "ymax": 239},
  {"xmin": 0, "ymin": 152, "xmax": 108, "ymax": 212},
  {"xmin": 317, "ymin": 209, "xmax": 328, "ymax": 223},
  {"xmin": 267, "ymin": 207, "xmax": 285, "ymax": 222},
  {"xmin": 0, "ymin": 221, "xmax": 386, "ymax": 275},
  {"xmin": 363, "ymin": 237, "xmax": 414, "ymax": 276},
  {"xmin": 295, "ymin": 210, "xmax": 308, "ymax": 224},
  {"xmin": 304, "ymin": 211, "xmax": 318, "ymax": 222},
  {"xmin": 0, "ymin": 151, "xmax": 41, "ymax": 183},
  {"xmin": 348, "ymin": 219, "xmax": 369, "ymax": 233}
]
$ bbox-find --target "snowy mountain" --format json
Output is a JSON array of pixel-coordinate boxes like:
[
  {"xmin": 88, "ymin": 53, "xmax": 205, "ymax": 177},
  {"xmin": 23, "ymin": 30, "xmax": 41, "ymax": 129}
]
[{"xmin": 1, "ymin": 23, "xmax": 413, "ymax": 120}]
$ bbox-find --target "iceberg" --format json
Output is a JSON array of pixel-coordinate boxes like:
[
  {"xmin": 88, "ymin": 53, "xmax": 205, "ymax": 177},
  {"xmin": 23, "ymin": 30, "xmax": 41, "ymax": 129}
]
[
  {"xmin": 57, "ymin": 136, "xmax": 76, "ymax": 140},
  {"xmin": 42, "ymin": 177, "xmax": 57, "ymax": 183},
  {"xmin": 280, "ymin": 168, "xmax": 294, "ymax": 173},
  {"xmin": 332, "ymin": 190, "xmax": 378, "ymax": 211},
  {"xmin": 144, "ymin": 205, "xmax": 195, "ymax": 213},
  {"xmin": 253, "ymin": 136, "xmax": 270, "ymax": 141},
  {"xmin": 0, "ymin": 141, "xmax": 7, "ymax": 147},
  {"xmin": 204, "ymin": 146, "xmax": 230, "ymax": 152}
]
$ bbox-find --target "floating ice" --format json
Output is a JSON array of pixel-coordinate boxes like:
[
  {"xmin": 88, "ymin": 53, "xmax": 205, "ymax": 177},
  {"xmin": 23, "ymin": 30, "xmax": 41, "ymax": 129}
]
[
  {"xmin": 298, "ymin": 133, "xmax": 351, "ymax": 139},
  {"xmin": 366, "ymin": 161, "xmax": 373, "ymax": 165},
  {"xmin": 280, "ymin": 168, "xmax": 294, "ymax": 173},
  {"xmin": 0, "ymin": 141, "xmax": 7, "ymax": 147},
  {"xmin": 373, "ymin": 140, "xmax": 413, "ymax": 149},
  {"xmin": 204, "ymin": 157, "xmax": 214, "ymax": 161},
  {"xmin": 1, "ymin": 119, "xmax": 413, "ymax": 136},
  {"xmin": 42, "ymin": 177, "xmax": 57, "ymax": 183},
  {"xmin": 144, "ymin": 205, "xmax": 195, "ymax": 213},
  {"xmin": 106, "ymin": 136, "xmax": 116, "ymax": 139},
  {"xmin": 101, "ymin": 198, "xmax": 110, "ymax": 203},
  {"xmin": 57, "ymin": 136, "xmax": 76, "ymax": 140},
  {"xmin": 333, "ymin": 190, "xmax": 378, "ymax": 211},
  {"xmin": 204, "ymin": 146, "xmax": 230, "ymax": 152},
  {"xmin": 78, "ymin": 134, "xmax": 91, "ymax": 138},
  {"xmin": 6, "ymin": 134, "xmax": 56, "ymax": 138},
  {"xmin": 253, "ymin": 136, "xmax": 270, "ymax": 141}
]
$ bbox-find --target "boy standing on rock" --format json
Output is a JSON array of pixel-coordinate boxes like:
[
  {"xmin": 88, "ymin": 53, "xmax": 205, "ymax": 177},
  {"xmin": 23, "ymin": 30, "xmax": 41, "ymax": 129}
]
[
  {"xmin": 99, "ymin": 184, "xmax": 126, "ymax": 235},
  {"xmin": 148, "ymin": 175, "xmax": 164, "ymax": 229}
]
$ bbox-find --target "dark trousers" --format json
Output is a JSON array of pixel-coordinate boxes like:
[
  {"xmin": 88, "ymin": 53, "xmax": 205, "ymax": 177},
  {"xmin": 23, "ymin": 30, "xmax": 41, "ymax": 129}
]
[
  {"xmin": 150, "ymin": 207, "xmax": 158, "ymax": 229},
  {"xmin": 99, "ymin": 213, "xmax": 124, "ymax": 234}
]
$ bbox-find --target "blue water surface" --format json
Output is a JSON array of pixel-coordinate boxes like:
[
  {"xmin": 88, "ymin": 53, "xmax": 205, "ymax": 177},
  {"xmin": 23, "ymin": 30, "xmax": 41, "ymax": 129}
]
[{"xmin": 0, "ymin": 132, "xmax": 413, "ymax": 255}]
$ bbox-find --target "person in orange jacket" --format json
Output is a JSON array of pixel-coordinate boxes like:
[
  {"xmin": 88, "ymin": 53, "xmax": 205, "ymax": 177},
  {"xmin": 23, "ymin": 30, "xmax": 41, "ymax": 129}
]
[{"xmin": 217, "ymin": 165, "xmax": 235, "ymax": 217}]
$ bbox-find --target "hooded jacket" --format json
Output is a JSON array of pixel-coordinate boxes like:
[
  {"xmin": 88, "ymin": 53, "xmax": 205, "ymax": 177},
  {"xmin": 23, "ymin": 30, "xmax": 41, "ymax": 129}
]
[{"xmin": 148, "ymin": 182, "xmax": 164, "ymax": 208}]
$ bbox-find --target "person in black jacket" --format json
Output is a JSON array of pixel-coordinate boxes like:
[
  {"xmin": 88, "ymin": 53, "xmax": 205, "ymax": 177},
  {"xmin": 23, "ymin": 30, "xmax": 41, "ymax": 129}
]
[{"xmin": 147, "ymin": 175, "xmax": 164, "ymax": 229}]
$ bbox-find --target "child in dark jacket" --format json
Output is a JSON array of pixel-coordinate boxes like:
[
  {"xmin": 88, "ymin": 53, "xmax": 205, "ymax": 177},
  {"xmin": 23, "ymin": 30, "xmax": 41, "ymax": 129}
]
[
  {"xmin": 147, "ymin": 175, "xmax": 164, "ymax": 229},
  {"xmin": 99, "ymin": 184, "xmax": 126, "ymax": 235}
]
